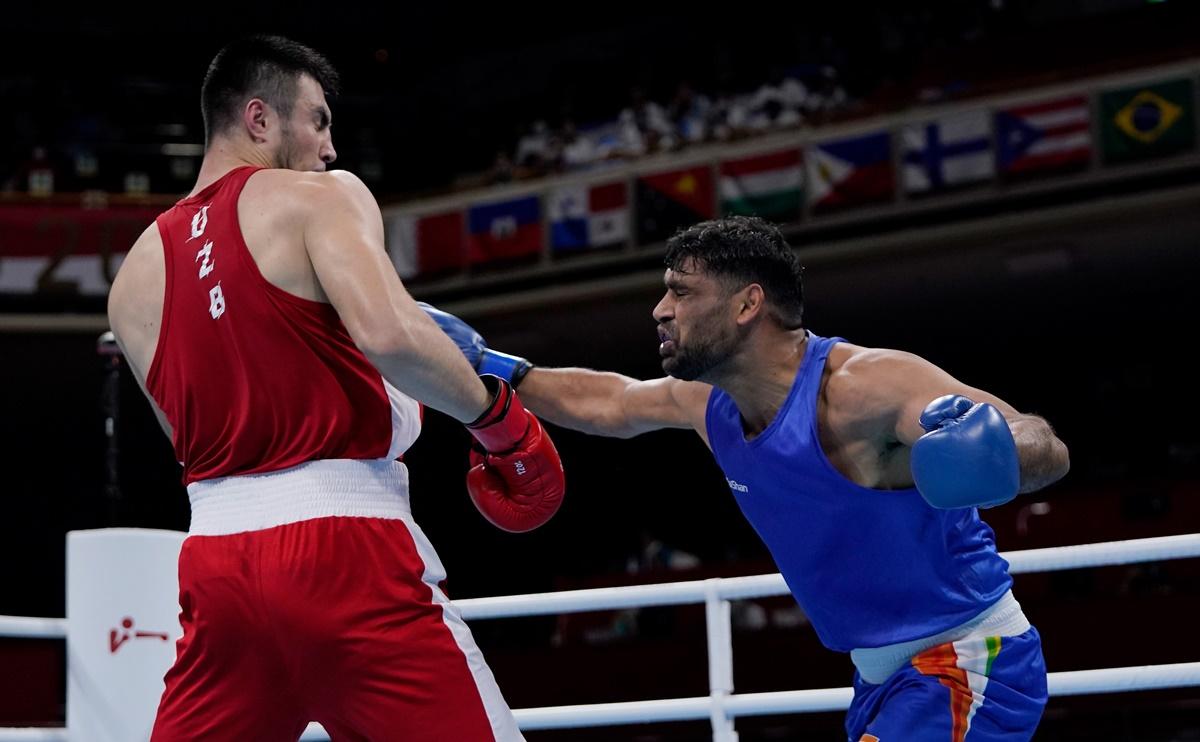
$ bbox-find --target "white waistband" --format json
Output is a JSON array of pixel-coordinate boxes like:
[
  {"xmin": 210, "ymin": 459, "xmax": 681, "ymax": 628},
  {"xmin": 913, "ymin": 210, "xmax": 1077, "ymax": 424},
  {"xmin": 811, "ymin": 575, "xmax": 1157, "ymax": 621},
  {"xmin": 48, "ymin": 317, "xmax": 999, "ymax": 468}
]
[
  {"xmin": 187, "ymin": 459, "xmax": 411, "ymax": 536},
  {"xmin": 850, "ymin": 590, "xmax": 1030, "ymax": 684}
]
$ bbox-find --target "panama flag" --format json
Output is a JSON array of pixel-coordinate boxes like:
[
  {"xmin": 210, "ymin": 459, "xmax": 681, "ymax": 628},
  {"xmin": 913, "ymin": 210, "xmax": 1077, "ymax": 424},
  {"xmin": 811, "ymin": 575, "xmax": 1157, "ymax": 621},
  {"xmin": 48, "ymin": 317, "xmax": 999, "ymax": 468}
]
[
  {"xmin": 805, "ymin": 131, "xmax": 894, "ymax": 213},
  {"xmin": 995, "ymin": 96, "xmax": 1092, "ymax": 176},
  {"xmin": 902, "ymin": 110, "xmax": 995, "ymax": 194},
  {"xmin": 548, "ymin": 181, "xmax": 630, "ymax": 251},
  {"xmin": 718, "ymin": 148, "xmax": 803, "ymax": 222}
]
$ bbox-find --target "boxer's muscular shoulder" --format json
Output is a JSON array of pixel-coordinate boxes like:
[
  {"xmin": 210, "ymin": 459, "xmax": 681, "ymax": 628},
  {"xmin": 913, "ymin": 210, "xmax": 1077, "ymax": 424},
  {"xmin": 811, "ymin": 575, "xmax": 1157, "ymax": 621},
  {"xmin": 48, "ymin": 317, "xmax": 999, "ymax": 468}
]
[
  {"xmin": 243, "ymin": 170, "xmax": 375, "ymax": 224},
  {"xmin": 238, "ymin": 171, "xmax": 377, "ymax": 300},
  {"xmin": 289, "ymin": 170, "xmax": 374, "ymax": 214},
  {"xmin": 822, "ymin": 344, "xmax": 915, "ymax": 437}
]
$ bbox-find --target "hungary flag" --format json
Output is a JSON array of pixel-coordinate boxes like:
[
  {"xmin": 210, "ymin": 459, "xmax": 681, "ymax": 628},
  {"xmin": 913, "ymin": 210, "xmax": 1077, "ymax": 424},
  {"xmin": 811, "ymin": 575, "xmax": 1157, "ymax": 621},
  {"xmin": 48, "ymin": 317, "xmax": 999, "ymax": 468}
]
[{"xmin": 718, "ymin": 148, "xmax": 803, "ymax": 222}]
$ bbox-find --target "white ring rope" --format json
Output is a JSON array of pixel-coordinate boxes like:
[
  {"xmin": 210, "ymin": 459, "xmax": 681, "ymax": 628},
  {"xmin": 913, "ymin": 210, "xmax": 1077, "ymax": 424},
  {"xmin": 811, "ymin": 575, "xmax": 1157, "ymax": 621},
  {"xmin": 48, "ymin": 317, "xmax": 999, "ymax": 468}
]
[
  {"xmin": 1, "ymin": 533, "xmax": 1197, "ymax": 740},
  {"xmin": 3, "ymin": 534, "xmax": 1197, "ymax": 633},
  {"xmin": 0, "ymin": 616, "xmax": 65, "ymax": 640},
  {"xmin": 0, "ymin": 732, "xmax": 67, "ymax": 742},
  {"xmin": 14, "ymin": 661, "xmax": 1179, "ymax": 740},
  {"xmin": 492, "ymin": 662, "xmax": 1200, "ymax": 731},
  {"xmin": 456, "ymin": 532, "xmax": 1200, "ymax": 619}
]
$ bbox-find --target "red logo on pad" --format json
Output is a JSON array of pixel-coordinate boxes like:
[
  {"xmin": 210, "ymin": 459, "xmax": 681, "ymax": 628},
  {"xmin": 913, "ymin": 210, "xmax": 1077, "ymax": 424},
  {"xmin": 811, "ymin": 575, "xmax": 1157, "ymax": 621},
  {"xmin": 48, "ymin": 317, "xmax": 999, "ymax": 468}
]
[{"xmin": 109, "ymin": 617, "xmax": 170, "ymax": 654}]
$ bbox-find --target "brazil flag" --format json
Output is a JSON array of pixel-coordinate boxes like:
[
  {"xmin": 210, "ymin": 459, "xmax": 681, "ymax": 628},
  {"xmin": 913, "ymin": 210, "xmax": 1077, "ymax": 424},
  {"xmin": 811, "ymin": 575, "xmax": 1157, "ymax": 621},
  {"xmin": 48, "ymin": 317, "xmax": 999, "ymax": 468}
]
[{"xmin": 1100, "ymin": 78, "xmax": 1195, "ymax": 164}]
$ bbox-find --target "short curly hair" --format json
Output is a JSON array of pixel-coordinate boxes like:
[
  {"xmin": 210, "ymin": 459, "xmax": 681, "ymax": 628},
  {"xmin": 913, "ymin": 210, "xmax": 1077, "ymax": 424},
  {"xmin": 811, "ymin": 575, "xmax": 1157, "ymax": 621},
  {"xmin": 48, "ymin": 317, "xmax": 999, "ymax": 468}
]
[{"xmin": 664, "ymin": 216, "xmax": 804, "ymax": 329}]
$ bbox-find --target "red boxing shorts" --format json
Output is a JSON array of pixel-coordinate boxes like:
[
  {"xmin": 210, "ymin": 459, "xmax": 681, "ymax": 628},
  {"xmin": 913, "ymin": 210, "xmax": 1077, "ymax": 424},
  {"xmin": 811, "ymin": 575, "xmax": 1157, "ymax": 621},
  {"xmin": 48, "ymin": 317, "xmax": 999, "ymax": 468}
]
[{"xmin": 150, "ymin": 459, "xmax": 523, "ymax": 741}]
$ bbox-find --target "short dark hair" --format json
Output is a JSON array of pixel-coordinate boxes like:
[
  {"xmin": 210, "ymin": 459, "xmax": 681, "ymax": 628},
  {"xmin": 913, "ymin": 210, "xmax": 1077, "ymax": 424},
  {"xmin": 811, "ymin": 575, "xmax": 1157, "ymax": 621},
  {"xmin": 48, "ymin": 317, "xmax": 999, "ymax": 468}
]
[
  {"xmin": 664, "ymin": 216, "xmax": 804, "ymax": 328},
  {"xmin": 200, "ymin": 35, "xmax": 340, "ymax": 144}
]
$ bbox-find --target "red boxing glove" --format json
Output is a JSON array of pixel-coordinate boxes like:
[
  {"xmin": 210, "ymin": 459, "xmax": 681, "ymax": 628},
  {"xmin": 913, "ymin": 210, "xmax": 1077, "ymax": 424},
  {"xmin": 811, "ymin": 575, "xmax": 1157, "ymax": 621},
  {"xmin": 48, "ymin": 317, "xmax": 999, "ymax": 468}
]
[{"xmin": 465, "ymin": 375, "xmax": 565, "ymax": 532}]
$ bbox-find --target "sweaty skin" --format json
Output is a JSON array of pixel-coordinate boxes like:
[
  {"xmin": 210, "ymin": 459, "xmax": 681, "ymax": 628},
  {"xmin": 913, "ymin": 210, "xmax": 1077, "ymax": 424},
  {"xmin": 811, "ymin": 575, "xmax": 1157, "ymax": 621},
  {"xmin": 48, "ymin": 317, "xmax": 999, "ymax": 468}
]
[
  {"xmin": 515, "ymin": 264, "xmax": 1069, "ymax": 493},
  {"xmin": 108, "ymin": 74, "xmax": 491, "ymax": 433}
]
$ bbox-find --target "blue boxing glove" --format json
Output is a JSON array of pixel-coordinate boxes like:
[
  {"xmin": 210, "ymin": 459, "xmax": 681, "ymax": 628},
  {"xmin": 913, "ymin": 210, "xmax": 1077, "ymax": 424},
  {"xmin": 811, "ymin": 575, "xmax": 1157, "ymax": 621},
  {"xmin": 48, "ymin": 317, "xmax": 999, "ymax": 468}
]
[
  {"xmin": 910, "ymin": 394, "xmax": 1020, "ymax": 509},
  {"xmin": 418, "ymin": 302, "xmax": 534, "ymax": 386}
]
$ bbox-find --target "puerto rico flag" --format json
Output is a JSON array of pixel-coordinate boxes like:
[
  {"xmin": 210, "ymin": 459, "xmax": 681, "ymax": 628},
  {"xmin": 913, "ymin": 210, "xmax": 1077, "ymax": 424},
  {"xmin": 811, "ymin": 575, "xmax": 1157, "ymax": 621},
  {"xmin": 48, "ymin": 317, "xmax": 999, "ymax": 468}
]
[
  {"xmin": 466, "ymin": 195, "xmax": 542, "ymax": 264},
  {"xmin": 548, "ymin": 181, "xmax": 630, "ymax": 251},
  {"xmin": 995, "ymin": 96, "xmax": 1092, "ymax": 176}
]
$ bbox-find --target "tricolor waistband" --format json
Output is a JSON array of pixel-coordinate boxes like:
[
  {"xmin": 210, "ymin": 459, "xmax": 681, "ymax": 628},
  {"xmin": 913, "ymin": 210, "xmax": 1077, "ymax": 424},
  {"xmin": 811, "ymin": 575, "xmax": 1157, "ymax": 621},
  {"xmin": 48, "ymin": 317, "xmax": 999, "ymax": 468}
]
[
  {"xmin": 187, "ymin": 459, "xmax": 411, "ymax": 536},
  {"xmin": 850, "ymin": 590, "xmax": 1031, "ymax": 684}
]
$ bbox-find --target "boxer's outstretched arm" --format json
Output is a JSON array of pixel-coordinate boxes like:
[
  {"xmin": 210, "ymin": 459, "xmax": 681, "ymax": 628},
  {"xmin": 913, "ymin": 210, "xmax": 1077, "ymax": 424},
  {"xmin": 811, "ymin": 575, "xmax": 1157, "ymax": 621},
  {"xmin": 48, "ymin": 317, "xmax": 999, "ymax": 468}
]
[
  {"xmin": 302, "ymin": 172, "xmax": 490, "ymax": 423},
  {"xmin": 518, "ymin": 368, "xmax": 712, "ymax": 444},
  {"xmin": 416, "ymin": 302, "xmax": 711, "ymax": 444}
]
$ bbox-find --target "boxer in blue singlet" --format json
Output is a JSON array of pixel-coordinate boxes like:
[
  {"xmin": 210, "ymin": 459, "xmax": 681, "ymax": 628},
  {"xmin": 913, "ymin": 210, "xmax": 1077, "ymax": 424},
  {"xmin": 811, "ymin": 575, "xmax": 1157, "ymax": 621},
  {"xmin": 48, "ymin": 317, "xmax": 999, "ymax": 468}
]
[{"xmin": 426, "ymin": 216, "xmax": 1070, "ymax": 741}]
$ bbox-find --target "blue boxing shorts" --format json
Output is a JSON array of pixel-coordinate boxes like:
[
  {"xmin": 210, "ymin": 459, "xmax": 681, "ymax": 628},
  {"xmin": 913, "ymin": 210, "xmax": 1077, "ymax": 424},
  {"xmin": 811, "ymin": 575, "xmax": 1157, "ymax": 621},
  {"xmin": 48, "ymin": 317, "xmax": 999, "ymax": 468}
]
[{"xmin": 845, "ymin": 627, "xmax": 1048, "ymax": 742}]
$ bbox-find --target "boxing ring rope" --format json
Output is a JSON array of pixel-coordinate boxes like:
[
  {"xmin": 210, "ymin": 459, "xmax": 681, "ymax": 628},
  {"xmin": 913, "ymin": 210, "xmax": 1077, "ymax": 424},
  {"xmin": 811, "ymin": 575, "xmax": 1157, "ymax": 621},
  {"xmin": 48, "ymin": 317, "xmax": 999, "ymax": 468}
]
[{"xmin": 1, "ymin": 533, "xmax": 1198, "ymax": 741}]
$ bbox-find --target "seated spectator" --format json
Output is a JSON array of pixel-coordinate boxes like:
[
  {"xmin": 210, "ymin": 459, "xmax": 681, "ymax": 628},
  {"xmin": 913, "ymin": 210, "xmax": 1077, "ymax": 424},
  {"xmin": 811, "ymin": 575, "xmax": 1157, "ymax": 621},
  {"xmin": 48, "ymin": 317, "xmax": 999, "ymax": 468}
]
[
  {"xmin": 514, "ymin": 119, "xmax": 551, "ymax": 171},
  {"xmin": 747, "ymin": 67, "xmax": 807, "ymax": 132},
  {"xmin": 488, "ymin": 150, "xmax": 515, "ymax": 184},
  {"xmin": 7, "ymin": 146, "xmax": 57, "ymax": 196},
  {"xmin": 619, "ymin": 86, "xmax": 676, "ymax": 154},
  {"xmin": 667, "ymin": 81, "xmax": 712, "ymax": 145},
  {"xmin": 803, "ymin": 65, "xmax": 850, "ymax": 122},
  {"xmin": 612, "ymin": 109, "xmax": 648, "ymax": 159},
  {"xmin": 559, "ymin": 120, "xmax": 600, "ymax": 171}
]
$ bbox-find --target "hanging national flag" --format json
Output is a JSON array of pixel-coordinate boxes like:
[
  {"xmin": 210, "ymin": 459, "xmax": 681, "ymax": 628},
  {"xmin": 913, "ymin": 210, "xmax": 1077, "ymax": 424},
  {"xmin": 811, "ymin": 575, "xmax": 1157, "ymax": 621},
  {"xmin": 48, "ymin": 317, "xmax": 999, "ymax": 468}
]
[
  {"xmin": 902, "ymin": 110, "xmax": 995, "ymax": 194},
  {"xmin": 995, "ymin": 95, "xmax": 1092, "ymax": 176},
  {"xmin": 806, "ymin": 131, "xmax": 894, "ymax": 213},
  {"xmin": 718, "ymin": 148, "xmax": 803, "ymax": 222},
  {"xmin": 0, "ymin": 201, "xmax": 159, "ymax": 296},
  {"xmin": 1100, "ymin": 78, "xmax": 1196, "ymax": 164},
  {"xmin": 387, "ymin": 211, "xmax": 466, "ymax": 279},
  {"xmin": 635, "ymin": 165, "xmax": 716, "ymax": 245},
  {"xmin": 466, "ymin": 195, "xmax": 542, "ymax": 265},
  {"xmin": 548, "ymin": 181, "xmax": 630, "ymax": 251}
]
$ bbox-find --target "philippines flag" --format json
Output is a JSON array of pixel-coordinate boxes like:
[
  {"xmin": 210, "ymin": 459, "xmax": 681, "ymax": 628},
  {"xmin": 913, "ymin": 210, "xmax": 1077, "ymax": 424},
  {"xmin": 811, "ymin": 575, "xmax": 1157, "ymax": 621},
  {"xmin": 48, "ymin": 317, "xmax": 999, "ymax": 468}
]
[
  {"xmin": 806, "ymin": 131, "xmax": 894, "ymax": 213},
  {"xmin": 466, "ymin": 195, "xmax": 542, "ymax": 265},
  {"xmin": 995, "ymin": 96, "xmax": 1092, "ymax": 176},
  {"xmin": 548, "ymin": 181, "xmax": 630, "ymax": 251},
  {"xmin": 902, "ymin": 110, "xmax": 995, "ymax": 194}
]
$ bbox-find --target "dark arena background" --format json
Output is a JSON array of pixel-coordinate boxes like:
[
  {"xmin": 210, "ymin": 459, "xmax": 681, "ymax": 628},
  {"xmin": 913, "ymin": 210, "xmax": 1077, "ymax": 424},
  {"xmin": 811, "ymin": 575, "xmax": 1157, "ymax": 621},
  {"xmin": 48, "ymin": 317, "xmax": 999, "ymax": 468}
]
[{"xmin": 2, "ymin": 2, "xmax": 1199, "ymax": 739}]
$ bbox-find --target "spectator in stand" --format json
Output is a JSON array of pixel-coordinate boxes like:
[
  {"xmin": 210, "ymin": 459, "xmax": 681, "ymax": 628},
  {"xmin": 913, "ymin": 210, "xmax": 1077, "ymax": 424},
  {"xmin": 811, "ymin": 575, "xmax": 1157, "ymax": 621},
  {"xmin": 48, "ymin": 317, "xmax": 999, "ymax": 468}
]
[
  {"xmin": 514, "ymin": 119, "xmax": 551, "ymax": 172},
  {"xmin": 667, "ymin": 81, "xmax": 712, "ymax": 145},
  {"xmin": 619, "ymin": 86, "xmax": 676, "ymax": 154},
  {"xmin": 804, "ymin": 65, "xmax": 851, "ymax": 123},
  {"xmin": 611, "ymin": 109, "xmax": 647, "ymax": 159},
  {"xmin": 488, "ymin": 150, "xmax": 515, "ymax": 184},
  {"xmin": 559, "ymin": 120, "xmax": 600, "ymax": 171},
  {"xmin": 8, "ymin": 145, "xmax": 57, "ymax": 196},
  {"xmin": 747, "ymin": 67, "xmax": 807, "ymax": 132},
  {"xmin": 705, "ymin": 79, "xmax": 743, "ymax": 142}
]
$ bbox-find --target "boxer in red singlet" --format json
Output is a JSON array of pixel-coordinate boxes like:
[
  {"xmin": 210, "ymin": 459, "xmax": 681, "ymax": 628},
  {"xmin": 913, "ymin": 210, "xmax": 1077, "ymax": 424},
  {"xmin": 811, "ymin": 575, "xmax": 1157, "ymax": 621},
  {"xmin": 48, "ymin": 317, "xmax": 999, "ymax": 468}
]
[{"xmin": 106, "ymin": 35, "xmax": 564, "ymax": 741}]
